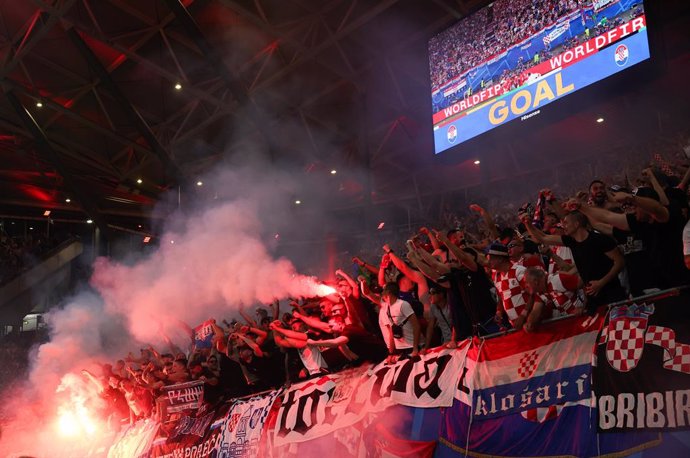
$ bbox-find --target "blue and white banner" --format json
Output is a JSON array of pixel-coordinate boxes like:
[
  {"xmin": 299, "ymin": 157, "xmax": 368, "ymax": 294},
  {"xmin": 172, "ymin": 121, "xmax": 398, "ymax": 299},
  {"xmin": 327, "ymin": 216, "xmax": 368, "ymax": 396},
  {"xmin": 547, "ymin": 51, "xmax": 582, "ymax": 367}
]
[{"xmin": 218, "ymin": 390, "xmax": 282, "ymax": 457}]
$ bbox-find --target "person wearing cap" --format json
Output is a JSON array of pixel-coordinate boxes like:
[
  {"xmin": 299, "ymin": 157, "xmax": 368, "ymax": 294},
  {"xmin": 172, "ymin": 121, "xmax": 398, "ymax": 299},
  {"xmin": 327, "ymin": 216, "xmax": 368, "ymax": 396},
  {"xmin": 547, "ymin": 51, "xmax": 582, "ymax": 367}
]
[
  {"xmin": 378, "ymin": 281, "xmax": 421, "ymax": 362},
  {"xmin": 574, "ymin": 187, "xmax": 688, "ymax": 290},
  {"xmin": 487, "ymin": 242, "xmax": 534, "ymax": 329},
  {"xmin": 522, "ymin": 210, "xmax": 625, "ymax": 314}
]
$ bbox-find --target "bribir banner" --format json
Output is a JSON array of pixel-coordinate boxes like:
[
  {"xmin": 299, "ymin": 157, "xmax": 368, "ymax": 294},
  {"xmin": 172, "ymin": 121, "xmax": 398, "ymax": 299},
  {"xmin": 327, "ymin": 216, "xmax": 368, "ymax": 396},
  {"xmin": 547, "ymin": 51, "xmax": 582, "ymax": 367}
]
[{"xmin": 594, "ymin": 293, "xmax": 690, "ymax": 432}]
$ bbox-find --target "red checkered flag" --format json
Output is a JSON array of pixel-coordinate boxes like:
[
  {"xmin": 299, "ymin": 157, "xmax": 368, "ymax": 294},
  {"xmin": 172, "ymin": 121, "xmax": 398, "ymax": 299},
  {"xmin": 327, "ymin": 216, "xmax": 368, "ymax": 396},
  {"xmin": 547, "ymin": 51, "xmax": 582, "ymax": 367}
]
[{"xmin": 599, "ymin": 304, "xmax": 655, "ymax": 372}]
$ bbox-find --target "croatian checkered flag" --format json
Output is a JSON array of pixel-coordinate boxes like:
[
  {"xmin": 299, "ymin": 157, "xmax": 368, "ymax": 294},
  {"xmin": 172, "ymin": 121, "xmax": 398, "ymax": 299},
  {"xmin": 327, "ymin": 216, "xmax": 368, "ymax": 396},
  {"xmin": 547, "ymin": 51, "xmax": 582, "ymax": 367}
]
[{"xmin": 532, "ymin": 191, "xmax": 547, "ymax": 230}]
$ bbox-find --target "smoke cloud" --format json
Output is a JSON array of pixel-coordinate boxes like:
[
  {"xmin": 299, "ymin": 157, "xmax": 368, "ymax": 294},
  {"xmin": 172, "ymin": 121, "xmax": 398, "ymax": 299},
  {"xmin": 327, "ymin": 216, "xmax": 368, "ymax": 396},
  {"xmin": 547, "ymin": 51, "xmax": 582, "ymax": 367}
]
[{"xmin": 0, "ymin": 160, "xmax": 346, "ymax": 456}]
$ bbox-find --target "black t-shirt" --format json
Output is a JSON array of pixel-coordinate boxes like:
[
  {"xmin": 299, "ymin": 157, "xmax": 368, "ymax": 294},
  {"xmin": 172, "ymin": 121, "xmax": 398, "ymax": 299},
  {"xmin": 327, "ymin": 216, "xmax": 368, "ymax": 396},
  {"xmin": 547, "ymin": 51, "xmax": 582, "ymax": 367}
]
[
  {"xmin": 340, "ymin": 325, "xmax": 387, "ymax": 363},
  {"xmin": 453, "ymin": 264, "xmax": 496, "ymax": 325},
  {"xmin": 628, "ymin": 207, "xmax": 690, "ymax": 289},
  {"xmin": 562, "ymin": 231, "xmax": 619, "ymax": 285},
  {"xmin": 612, "ymin": 225, "xmax": 657, "ymax": 296},
  {"xmin": 562, "ymin": 231, "xmax": 626, "ymax": 309},
  {"xmin": 218, "ymin": 353, "xmax": 249, "ymax": 398}
]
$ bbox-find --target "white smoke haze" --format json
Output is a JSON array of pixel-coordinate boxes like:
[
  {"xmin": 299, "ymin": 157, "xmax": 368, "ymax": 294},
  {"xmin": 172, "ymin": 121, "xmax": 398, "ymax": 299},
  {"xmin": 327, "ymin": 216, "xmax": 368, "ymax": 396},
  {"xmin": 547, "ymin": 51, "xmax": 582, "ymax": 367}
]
[{"xmin": 0, "ymin": 160, "xmax": 348, "ymax": 456}]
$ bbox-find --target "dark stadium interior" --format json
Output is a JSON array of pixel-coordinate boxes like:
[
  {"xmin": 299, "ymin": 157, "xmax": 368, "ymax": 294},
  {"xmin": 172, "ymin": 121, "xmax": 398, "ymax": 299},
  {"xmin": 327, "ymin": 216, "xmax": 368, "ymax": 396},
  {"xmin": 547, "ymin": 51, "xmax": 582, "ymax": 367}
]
[
  {"xmin": 1, "ymin": 1, "xmax": 690, "ymax": 456},
  {"xmin": 0, "ymin": 0, "xmax": 686, "ymax": 247}
]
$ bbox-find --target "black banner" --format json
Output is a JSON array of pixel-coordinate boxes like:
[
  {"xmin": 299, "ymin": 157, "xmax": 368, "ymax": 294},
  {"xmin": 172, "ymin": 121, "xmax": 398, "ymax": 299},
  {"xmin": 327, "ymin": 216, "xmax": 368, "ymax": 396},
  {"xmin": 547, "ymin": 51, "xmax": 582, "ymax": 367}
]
[{"xmin": 594, "ymin": 292, "xmax": 690, "ymax": 432}]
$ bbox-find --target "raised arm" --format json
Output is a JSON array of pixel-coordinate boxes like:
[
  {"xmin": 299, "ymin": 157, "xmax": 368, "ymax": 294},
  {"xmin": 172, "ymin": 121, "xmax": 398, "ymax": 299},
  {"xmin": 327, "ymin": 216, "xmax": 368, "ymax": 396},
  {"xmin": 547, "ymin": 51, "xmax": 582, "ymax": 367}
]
[
  {"xmin": 469, "ymin": 204, "xmax": 500, "ymax": 240},
  {"xmin": 235, "ymin": 333, "xmax": 264, "ymax": 357},
  {"xmin": 270, "ymin": 321, "xmax": 308, "ymax": 341},
  {"xmin": 359, "ymin": 276, "xmax": 381, "ymax": 306},
  {"xmin": 386, "ymin": 245, "xmax": 428, "ymax": 289},
  {"xmin": 273, "ymin": 333, "xmax": 307, "ymax": 349},
  {"xmin": 521, "ymin": 214, "xmax": 564, "ymax": 246},
  {"xmin": 419, "ymin": 227, "xmax": 441, "ymax": 251},
  {"xmin": 306, "ymin": 335, "xmax": 349, "ymax": 348},
  {"xmin": 335, "ymin": 269, "xmax": 360, "ymax": 299},
  {"xmin": 622, "ymin": 192, "xmax": 669, "ymax": 223},
  {"xmin": 378, "ymin": 253, "xmax": 388, "ymax": 287},
  {"xmin": 435, "ymin": 231, "xmax": 478, "ymax": 271},
  {"xmin": 642, "ymin": 168, "xmax": 670, "ymax": 207},
  {"xmin": 407, "ymin": 250, "xmax": 448, "ymax": 285},
  {"xmin": 292, "ymin": 311, "xmax": 331, "ymax": 333},
  {"xmin": 412, "ymin": 245, "xmax": 451, "ymax": 276},
  {"xmin": 81, "ymin": 369, "xmax": 106, "ymax": 392},
  {"xmin": 352, "ymin": 256, "xmax": 378, "ymax": 275},
  {"xmin": 239, "ymin": 308, "xmax": 257, "ymax": 327}
]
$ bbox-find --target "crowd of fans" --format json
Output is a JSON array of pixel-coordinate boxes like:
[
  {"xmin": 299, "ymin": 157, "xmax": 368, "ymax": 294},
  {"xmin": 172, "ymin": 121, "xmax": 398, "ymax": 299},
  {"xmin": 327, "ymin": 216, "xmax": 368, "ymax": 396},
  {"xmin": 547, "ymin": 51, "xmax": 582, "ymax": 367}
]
[
  {"xmin": 79, "ymin": 138, "xmax": 690, "ymax": 431},
  {"xmin": 0, "ymin": 232, "xmax": 64, "ymax": 283},
  {"xmin": 429, "ymin": 0, "xmax": 581, "ymax": 90}
]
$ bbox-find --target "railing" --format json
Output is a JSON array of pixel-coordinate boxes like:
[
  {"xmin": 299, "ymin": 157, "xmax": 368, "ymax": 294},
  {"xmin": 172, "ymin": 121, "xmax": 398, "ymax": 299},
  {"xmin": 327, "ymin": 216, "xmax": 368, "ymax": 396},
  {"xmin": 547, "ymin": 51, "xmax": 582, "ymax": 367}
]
[{"xmin": 482, "ymin": 286, "xmax": 689, "ymax": 340}]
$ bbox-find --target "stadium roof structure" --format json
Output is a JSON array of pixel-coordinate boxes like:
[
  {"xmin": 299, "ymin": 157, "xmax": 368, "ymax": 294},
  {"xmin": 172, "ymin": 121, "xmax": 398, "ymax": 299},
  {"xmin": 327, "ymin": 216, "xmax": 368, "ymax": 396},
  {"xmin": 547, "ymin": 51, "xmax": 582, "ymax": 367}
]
[{"xmin": 0, "ymin": 0, "xmax": 689, "ymax": 238}]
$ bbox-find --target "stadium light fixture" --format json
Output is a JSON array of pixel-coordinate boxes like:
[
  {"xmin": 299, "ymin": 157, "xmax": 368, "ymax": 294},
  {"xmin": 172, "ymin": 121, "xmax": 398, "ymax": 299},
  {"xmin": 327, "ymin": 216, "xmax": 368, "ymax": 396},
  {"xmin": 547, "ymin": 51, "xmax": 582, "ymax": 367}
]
[
  {"xmin": 196, "ymin": 181, "xmax": 203, "ymax": 186},
  {"xmin": 596, "ymin": 117, "xmax": 605, "ymax": 123},
  {"xmin": 36, "ymin": 101, "xmax": 43, "ymax": 108},
  {"xmin": 330, "ymin": 169, "xmax": 337, "ymax": 175},
  {"xmin": 474, "ymin": 160, "xmax": 481, "ymax": 165},
  {"xmin": 136, "ymin": 178, "xmax": 143, "ymax": 184},
  {"xmin": 295, "ymin": 200, "xmax": 302, "ymax": 205},
  {"xmin": 174, "ymin": 83, "xmax": 182, "ymax": 90},
  {"xmin": 143, "ymin": 236, "xmax": 151, "ymax": 243},
  {"xmin": 86, "ymin": 219, "xmax": 93, "ymax": 224},
  {"xmin": 43, "ymin": 210, "xmax": 51, "ymax": 217},
  {"xmin": 65, "ymin": 198, "xmax": 71, "ymax": 203}
]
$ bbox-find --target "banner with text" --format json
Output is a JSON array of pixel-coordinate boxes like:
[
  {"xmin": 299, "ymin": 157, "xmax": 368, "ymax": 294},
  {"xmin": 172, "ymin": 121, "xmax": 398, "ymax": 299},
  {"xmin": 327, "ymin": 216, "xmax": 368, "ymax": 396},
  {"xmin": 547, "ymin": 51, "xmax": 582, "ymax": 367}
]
[
  {"xmin": 470, "ymin": 314, "xmax": 603, "ymax": 419},
  {"xmin": 594, "ymin": 294, "xmax": 690, "ymax": 432},
  {"xmin": 218, "ymin": 390, "xmax": 282, "ymax": 457},
  {"xmin": 274, "ymin": 344, "xmax": 470, "ymax": 446},
  {"xmin": 160, "ymin": 380, "xmax": 205, "ymax": 416}
]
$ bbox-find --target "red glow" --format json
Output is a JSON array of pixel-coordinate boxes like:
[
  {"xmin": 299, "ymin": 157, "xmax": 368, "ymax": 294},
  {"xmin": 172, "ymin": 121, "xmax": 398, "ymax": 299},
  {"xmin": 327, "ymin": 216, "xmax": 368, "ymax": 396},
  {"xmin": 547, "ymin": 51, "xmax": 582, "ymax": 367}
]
[{"xmin": 18, "ymin": 184, "xmax": 55, "ymax": 202}]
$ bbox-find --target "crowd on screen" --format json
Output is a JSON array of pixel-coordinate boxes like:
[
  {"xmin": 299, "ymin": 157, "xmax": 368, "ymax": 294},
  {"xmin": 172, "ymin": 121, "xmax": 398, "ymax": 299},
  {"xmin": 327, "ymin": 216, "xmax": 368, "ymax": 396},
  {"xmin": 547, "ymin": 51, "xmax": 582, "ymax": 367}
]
[
  {"xmin": 429, "ymin": 0, "xmax": 581, "ymax": 90},
  {"xmin": 73, "ymin": 139, "xmax": 690, "ymax": 429}
]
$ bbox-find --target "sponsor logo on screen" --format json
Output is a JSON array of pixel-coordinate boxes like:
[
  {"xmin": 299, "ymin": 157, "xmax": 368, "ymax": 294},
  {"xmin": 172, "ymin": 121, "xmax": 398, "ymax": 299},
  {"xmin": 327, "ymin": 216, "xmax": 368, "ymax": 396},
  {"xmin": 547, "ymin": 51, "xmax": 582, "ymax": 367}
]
[
  {"xmin": 614, "ymin": 44, "xmax": 629, "ymax": 67},
  {"xmin": 447, "ymin": 125, "xmax": 458, "ymax": 143}
]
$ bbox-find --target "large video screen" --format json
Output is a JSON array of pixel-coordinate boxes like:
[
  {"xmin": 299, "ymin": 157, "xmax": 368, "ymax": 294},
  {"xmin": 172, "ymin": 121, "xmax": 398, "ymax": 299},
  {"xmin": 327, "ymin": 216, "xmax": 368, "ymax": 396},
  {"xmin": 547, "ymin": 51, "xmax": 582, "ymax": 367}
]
[{"xmin": 429, "ymin": 0, "xmax": 651, "ymax": 154}]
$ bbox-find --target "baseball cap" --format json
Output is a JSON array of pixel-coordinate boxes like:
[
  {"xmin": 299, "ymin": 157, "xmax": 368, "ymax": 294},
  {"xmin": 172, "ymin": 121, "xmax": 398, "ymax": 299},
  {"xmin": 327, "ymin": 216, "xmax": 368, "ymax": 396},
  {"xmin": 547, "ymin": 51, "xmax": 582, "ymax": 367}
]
[
  {"xmin": 632, "ymin": 186, "xmax": 660, "ymax": 201},
  {"xmin": 487, "ymin": 242, "xmax": 509, "ymax": 257}
]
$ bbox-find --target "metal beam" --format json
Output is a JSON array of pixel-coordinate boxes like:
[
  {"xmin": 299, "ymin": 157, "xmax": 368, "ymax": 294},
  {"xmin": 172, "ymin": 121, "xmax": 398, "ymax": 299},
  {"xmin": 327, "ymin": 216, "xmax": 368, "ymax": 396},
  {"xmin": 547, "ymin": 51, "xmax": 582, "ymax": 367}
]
[
  {"xmin": 66, "ymin": 27, "xmax": 185, "ymax": 183},
  {"xmin": 163, "ymin": 0, "xmax": 280, "ymax": 159},
  {"xmin": 4, "ymin": 90, "xmax": 110, "ymax": 238},
  {"xmin": 0, "ymin": 0, "xmax": 78, "ymax": 79},
  {"xmin": 251, "ymin": 0, "xmax": 401, "ymax": 92}
]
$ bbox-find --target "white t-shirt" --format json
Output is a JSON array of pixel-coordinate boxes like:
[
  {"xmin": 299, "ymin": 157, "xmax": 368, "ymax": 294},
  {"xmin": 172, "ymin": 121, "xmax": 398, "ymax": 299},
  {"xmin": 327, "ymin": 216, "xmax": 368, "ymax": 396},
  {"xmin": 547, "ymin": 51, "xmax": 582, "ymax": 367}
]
[
  {"xmin": 430, "ymin": 303, "xmax": 453, "ymax": 342},
  {"xmin": 378, "ymin": 299, "xmax": 416, "ymax": 350},
  {"xmin": 298, "ymin": 345, "xmax": 328, "ymax": 376},
  {"xmin": 683, "ymin": 220, "xmax": 690, "ymax": 256}
]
